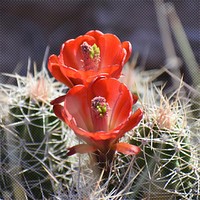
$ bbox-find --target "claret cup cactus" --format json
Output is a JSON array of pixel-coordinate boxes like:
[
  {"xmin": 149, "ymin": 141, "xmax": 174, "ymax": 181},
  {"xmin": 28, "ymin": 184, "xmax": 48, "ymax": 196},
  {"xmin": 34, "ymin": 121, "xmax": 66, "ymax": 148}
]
[{"xmin": 0, "ymin": 30, "xmax": 199, "ymax": 200}]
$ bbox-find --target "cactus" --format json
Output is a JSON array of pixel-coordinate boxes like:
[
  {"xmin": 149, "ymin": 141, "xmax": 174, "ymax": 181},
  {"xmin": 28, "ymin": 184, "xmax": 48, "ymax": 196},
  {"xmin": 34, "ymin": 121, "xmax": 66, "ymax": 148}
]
[
  {"xmin": 0, "ymin": 59, "xmax": 199, "ymax": 199},
  {"xmin": 0, "ymin": 63, "xmax": 73, "ymax": 199},
  {"xmin": 129, "ymin": 87, "xmax": 199, "ymax": 199},
  {"xmin": 119, "ymin": 61, "xmax": 199, "ymax": 199}
]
